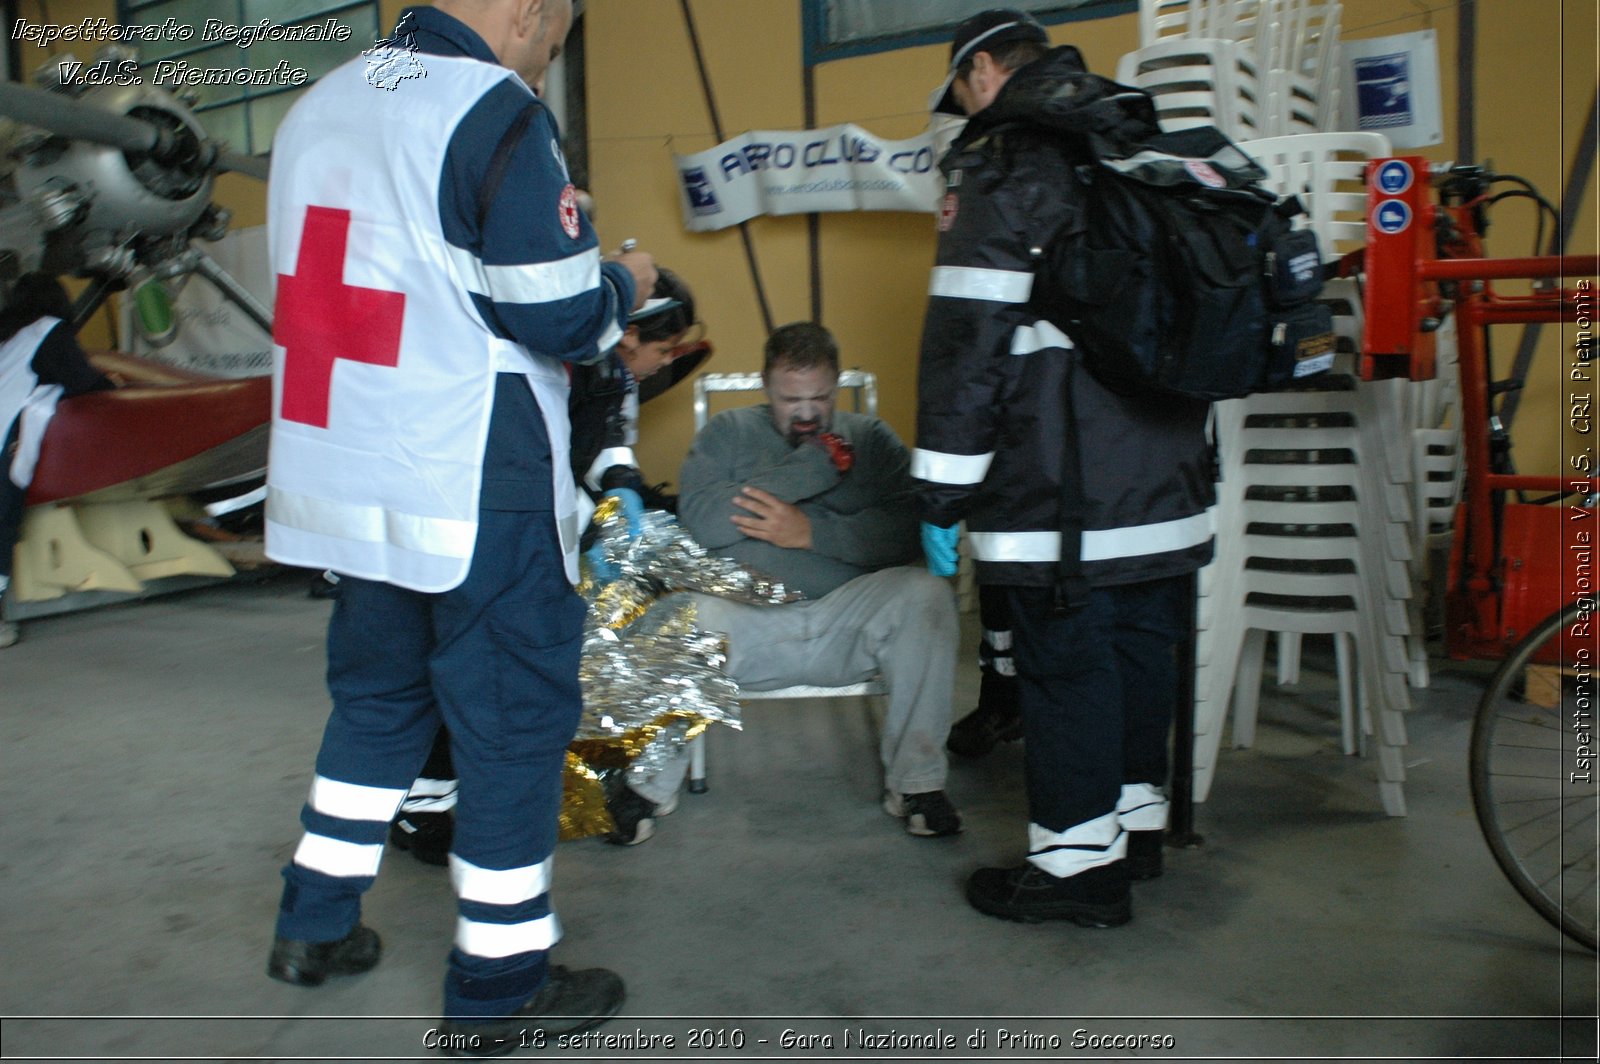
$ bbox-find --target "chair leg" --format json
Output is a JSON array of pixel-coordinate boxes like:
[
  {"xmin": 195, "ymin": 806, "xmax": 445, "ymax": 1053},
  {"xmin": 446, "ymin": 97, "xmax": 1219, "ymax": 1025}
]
[
  {"xmin": 1275, "ymin": 631, "xmax": 1302, "ymax": 686},
  {"xmin": 1231, "ymin": 628, "xmax": 1269, "ymax": 749},
  {"xmin": 1333, "ymin": 632, "xmax": 1358, "ymax": 756},
  {"xmin": 687, "ymin": 733, "xmax": 708, "ymax": 794}
]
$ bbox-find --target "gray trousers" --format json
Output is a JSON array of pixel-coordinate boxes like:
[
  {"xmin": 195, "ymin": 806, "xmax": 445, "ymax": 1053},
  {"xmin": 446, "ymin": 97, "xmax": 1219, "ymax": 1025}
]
[{"xmin": 633, "ymin": 566, "xmax": 959, "ymax": 802}]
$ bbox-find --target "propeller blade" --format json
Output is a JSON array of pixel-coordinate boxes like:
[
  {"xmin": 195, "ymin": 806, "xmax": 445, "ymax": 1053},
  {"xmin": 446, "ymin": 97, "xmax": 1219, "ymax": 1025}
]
[
  {"xmin": 0, "ymin": 80, "xmax": 163, "ymax": 155},
  {"xmin": 216, "ymin": 149, "xmax": 270, "ymax": 182}
]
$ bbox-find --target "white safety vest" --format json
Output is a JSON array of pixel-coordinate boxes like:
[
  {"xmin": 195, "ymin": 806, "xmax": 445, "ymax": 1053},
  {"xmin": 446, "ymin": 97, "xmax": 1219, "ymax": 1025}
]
[
  {"xmin": 264, "ymin": 56, "xmax": 580, "ymax": 592},
  {"xmin": 0, "ymin": 317, "xmax": 66, "ymax": 490}
]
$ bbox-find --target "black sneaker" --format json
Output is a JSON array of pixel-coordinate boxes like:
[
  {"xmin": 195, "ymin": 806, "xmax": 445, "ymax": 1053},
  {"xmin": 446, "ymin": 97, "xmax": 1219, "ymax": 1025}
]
[
  {"xmin": 437, "ymin": 965, "xmax": 625, "ymax": 1057},
  {"xmin": 883, "ymin": 789, "xmax": 963, "ymax": 836},
  {"xmin": 603, "ymin": 784, "xmax": 678, "ymax": 846},
  {"xmin": 966, "ymin": 862, "xmax": 1131, "ymax": 926},
  {"xmin": 1126, "ymin": 830, "xmax": 1164, "ymax": 881},
  {"xmin": 267, "ymin": 924, "xmax": 382, "ymax": 986},
  {"xmin": 390, "ymin": 811, "xmax": 453, "ymax": 866},
  {"xmin": 945, "ymin": 703, "xmax": 1023, "ymax": 758}
]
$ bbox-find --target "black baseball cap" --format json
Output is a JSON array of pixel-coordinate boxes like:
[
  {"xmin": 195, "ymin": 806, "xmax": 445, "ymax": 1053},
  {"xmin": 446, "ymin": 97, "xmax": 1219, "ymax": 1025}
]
[{"xmin": 928, "ymin": 8, "xmax": 1050, "ymax": 115}]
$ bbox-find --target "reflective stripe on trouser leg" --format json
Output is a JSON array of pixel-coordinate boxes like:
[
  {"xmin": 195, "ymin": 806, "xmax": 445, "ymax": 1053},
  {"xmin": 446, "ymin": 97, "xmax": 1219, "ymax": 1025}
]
[
  {"xmin": 400, "ymin": 776, "xmax": 459, "ymax": 814},
  {"xmin": 276, "ymin": 577, "xmax": 444, "ymax": 943},
  {"xmin": 434, "ymin": 509, "xmax": 586, "ymax": 1020},
  {"xmin": 977, "ymin": 583, "xmax": 1015, "ymax": 676},
  {"xmin": 401, "ymin": 728, "xmax": 460, "ymax": 814},
  {"xmin": 1029, "ymin": 811, "xmax": 1126, "ymax": 878},
  {"xmin": 1116, "ymin": 782, "xmax": 1168, "ymax": 832}
]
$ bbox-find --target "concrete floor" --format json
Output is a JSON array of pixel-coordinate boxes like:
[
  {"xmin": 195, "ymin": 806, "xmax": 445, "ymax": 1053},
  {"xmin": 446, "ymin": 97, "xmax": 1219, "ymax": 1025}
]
[{"xmin": 2, "ymin": 569, "xmax": 1596, "ymax": 1063}]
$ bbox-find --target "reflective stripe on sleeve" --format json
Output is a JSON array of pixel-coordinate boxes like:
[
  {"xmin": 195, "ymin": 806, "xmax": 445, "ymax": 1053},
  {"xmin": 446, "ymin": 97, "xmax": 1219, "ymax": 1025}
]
[
  {"xmin": 1009, "ymin": 319, "xmax": 1074, "ymax": 354},
  {"xmin": 910, "ymin": 447, "xmax": 994, "ymax": 486},
  {"xmin": 967, "ymin": 509, "xmax": 1215, "ymax": 563},
  {"xmin": 584, "ymin": 446, "xmax": 638, "ymax": 491},
  {"xmin": 929, "ymin": 266, "xmax": 1033, "ymax": 303},
  {"xmin": 445, "ymin": 244, "xmax": 601, "ymax": 305}
]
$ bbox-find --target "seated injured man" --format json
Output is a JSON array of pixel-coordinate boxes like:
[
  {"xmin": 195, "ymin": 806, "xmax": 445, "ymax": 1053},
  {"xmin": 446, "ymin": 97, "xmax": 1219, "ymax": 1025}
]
[{"xmin": 610, "ymin": 321, "xmax": 963, "ymax": 843}]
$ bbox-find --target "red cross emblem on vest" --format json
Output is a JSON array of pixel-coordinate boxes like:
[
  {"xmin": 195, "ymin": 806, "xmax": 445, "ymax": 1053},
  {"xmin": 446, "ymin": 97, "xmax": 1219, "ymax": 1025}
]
[{"xmin": 274, "ymin": 206, "xmax": 406, "ymax": 428}]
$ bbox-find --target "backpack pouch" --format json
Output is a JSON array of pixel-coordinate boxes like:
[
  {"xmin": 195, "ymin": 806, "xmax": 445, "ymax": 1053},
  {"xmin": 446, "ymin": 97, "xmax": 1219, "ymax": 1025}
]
[{"xmin": 1264, "ymin": 301, "xmax": 1337, "ymax": 388}]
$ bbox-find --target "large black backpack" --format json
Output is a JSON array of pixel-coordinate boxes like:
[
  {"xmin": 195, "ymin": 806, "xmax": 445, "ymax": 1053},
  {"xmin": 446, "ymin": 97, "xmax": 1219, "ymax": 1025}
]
[{"xmin": 1034, "ymin": 124, "xmax": 1336, "ymax": 401}]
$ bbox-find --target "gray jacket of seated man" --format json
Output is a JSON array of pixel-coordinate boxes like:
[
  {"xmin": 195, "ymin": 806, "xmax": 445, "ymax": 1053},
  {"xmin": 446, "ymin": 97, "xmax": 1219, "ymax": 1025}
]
[{"xmin": 632, "ymin": 399, "xmax": 960, "ymax": 803}]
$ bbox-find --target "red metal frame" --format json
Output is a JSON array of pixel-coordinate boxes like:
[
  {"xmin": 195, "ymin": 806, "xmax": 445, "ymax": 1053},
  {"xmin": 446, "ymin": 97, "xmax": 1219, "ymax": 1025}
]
[{"xmin": 1361, "ymin": 158, "xmax": 1599, "ymax": 660}]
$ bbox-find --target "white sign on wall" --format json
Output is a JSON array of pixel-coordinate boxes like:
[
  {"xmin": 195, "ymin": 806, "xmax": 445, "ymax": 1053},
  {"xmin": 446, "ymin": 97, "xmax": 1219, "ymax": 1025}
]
[
  {"xmin": 1341, "ymin": 29, "xmax": 1443, "ymax": 149},
  {"xmin": 675, "ymin": 123, "xmax": 944, "ymax": 233}
]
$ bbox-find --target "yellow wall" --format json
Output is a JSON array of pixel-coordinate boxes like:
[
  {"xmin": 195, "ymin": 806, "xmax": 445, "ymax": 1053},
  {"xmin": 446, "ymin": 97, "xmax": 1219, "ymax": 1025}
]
[{"xmin": 11, "ymin": 0, "xmax": 1596, "ymax": 481}]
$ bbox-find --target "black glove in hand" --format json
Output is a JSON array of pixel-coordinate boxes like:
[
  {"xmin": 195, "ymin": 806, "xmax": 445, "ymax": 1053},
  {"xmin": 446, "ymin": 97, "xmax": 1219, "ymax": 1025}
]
[{"xmin": 805, "ymin": 432, "xmax": 854, "ymax": 473}]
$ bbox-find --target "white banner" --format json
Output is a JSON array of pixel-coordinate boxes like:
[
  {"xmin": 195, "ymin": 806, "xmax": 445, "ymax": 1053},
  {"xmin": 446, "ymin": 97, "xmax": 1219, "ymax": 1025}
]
[
  {"xmin": 120, "ymin": 225, "xmax": 274, "ymax": 378},
  {"xmin": 1340, "ymin": 29, "xmax": 1443, "ymax": 149},
  {"xmin": 675, "ymin": 123, "xmax": 944, "ymax": 232}
]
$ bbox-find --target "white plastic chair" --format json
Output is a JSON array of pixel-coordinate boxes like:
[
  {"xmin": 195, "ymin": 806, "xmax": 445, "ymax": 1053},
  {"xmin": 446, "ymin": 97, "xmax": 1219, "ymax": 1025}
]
[
  {"xmin": 1116, "ymin": 37, "xmax": 1261, "ymax": 140},
  {"xmin": 1139, "ymin": 0, "xmax": 1265, "ymax": 46},
  {"xmin": 684, "ymin": 370, "xmax": 886, "ymax": 793},
  {"xmin": 1241, "ymin": 131, "xmax": 1392, "ymax": 262},
  {"xmin": 1255, "ymin": 0, "xmax": 1342, "ymax": 135},
  {"xmin": 1138, "ymin": 0, "xmax": 1214, "ymax": 46}
]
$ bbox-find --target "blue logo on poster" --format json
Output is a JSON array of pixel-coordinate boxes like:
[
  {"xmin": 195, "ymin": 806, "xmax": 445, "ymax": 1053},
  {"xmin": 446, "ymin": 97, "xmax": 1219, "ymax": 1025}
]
[
  {"xmin": 1354, "ymin": 52, "xmax": 1413, "ymax": 131},
  {"xmin": 1375, "ymin": 160, "xmax": 1413, "ymax": 195},
  {"xmin": 1374, "ymin": 200, "xmax": 1411, "ymax": 234},
  {"xmin": 681, "ymin": 167, "xmax": 721, "ymax": 216}
]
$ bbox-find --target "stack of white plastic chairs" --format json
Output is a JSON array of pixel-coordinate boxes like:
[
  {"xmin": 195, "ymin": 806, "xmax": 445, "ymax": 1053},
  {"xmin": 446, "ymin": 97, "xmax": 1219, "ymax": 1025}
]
[
  {"xmin": 1257, "ymin": 0, "xmax": 1343, "ymax": 136},
  {"xmin": 1194, "ymin": 367, "xmax": 1414, "ymax": 817},
  {"xmin": 1117, "ymin": 0, "xmax": 1344, "ymax": 142},
  {"xmin": 1403, "ymin": 314, "xmax": 1465, "ymax": 685},
  {"xmin": 1191, "ymin": 131, "xmax": 1417, "ymax": 817},
  {"xmin": 1118, "ymin": 0, "xmax": 1265, "ymax": 141}
]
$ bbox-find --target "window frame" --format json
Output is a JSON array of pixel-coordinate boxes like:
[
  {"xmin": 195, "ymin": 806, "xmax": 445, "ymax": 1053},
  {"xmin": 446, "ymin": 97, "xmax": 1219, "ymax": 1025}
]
[
  {"xmin": 801, "ymin": 0, "xmax": 1136, "ymax": 66},
  {"xmin": 115, "ymin": 0, "xmax": 380, "ymax": 155}
]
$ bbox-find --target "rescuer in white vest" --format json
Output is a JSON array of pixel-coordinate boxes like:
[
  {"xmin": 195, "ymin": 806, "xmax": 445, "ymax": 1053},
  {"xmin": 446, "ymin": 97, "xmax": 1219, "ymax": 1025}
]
[{"xmin": 261, "ymin": 1, "xmax": 655, "ymax": 1052}]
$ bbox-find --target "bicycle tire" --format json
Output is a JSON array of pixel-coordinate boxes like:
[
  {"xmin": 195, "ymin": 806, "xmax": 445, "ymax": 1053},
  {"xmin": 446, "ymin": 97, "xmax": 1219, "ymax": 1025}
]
[{"xmin": 1469, "ymin": 598, "xmax": 1599, "ymax": 950}]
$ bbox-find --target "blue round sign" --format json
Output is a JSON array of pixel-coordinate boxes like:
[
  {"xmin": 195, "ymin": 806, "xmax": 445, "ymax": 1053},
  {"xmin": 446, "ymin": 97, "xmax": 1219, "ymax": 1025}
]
[
  {"xmin": 1374, "ymin": 200, "xmax": 1412, "ymax": 234},
  {"xmin": 1375, "ymin": 160, "xmax": 1413, "ymax": 195}
]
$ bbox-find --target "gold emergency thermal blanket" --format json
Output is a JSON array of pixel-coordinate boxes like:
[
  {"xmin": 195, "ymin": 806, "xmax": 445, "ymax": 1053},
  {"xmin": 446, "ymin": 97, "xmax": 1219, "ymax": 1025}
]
[{"xmin": 558, "ymin": 497, "xmax": 801, "ymax": 840}]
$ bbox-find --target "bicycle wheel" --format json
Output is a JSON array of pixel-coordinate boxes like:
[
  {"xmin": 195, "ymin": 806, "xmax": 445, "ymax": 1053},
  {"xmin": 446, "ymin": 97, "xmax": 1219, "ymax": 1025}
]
[{"xmin": 1470, "ymin": 599, "xmax": 1599, "ymax": 950}]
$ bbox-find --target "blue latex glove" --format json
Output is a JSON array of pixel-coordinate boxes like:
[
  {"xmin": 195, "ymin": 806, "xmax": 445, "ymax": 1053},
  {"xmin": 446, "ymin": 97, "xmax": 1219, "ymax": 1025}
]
[
  {"xmin": 582, "ymin": 541, "xmax": 618, "ymax": 584},
  {"xmin": 603, "ymin": 486, "xmax": 647, "ymax": 537},
  {"xmin": 583, "ymin": 488, "xmax": 648, "ymax": 584},
  {"xmin": 921, "ymin": 521, "xmax": 960, "ymax": 577}
]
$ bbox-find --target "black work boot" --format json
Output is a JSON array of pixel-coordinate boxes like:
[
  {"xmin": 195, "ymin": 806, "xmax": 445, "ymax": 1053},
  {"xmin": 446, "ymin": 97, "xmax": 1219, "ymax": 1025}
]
[
  {"xmin": 966, "ymin": 861, "xmax": 1131, "ymax": 926},
  {"xmin": 1126, "ymin": 829, "xmax": 1165, "ymax": 881},
  {"xmin": 946, "ymin": 670, "xmax": 1022, "ymax": 758},
  {"xmin": 267, "ymin": 924, "xmax": 382, "ymax": 986},
  {"xmin": 436, "ymin": 965, "xmax": 626, "ymax": 1057},
  {"xmin": 389, "ymin": 811, "xmax": 453, "ymax": 866}
]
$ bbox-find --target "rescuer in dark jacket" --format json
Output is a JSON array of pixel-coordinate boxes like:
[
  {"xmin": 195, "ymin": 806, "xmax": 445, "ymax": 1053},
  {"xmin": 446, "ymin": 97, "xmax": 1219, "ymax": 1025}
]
[{"xmin": 912, "ymin": 10, "xmax": 1216, "ymax": 927}]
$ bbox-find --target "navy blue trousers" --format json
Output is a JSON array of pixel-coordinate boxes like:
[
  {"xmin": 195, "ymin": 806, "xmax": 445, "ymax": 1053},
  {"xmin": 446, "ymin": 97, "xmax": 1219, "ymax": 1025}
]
[
  {"xmin": 274, "ymin": 506, "xmax": 585, "ymax": 1019},
  {"xmin": 1006, "ymin": 576, "xmax": 1188, "ymax": 835}
]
